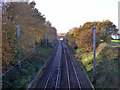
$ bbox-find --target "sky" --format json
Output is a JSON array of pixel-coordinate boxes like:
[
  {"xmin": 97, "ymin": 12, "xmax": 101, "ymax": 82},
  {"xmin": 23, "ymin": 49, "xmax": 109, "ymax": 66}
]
[{"xmin": 30, "ymin": 0, "xmax": 119, "ymax": 34}]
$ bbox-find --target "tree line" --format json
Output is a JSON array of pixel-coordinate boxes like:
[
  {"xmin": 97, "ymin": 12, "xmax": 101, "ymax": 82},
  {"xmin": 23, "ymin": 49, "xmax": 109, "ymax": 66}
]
[
  {"xmin": 64, "ymin": 20, "xmax": 118, "ymax": 51},
  {"xmin": 2, "ymin": 1, "xmax": 57, "ymax": 71}
]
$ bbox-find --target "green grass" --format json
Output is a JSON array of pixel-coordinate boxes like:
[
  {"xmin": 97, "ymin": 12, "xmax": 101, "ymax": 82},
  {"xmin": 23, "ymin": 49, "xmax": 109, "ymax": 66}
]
[
  {"xmin": 108, "ymin": 40, "xmax": 120, "ymax": 48},
  {"xmin": 100, "ymin": 40, "xmax": 120, "ymax": 47},
  {"xmin": 100, "ymin": 40, "xmax": 104, "ymax": 42},
  {"xmin": 2, "ymin": 45, "xmax": 54, "ymax": 89},
  {"xmin": 100, "ymin": 39, "xmax": 120, "ymax": 48},
  {"xmin": 75, "ymin": 42, "xmax": 119, "ymax": 88},
  {"xmin": 101, "ymin": 39, "xmax": 120, "ymax": 43},
  {"xmin": 111, "ymin": 40, "xmax": 120, "ymax": 43}
]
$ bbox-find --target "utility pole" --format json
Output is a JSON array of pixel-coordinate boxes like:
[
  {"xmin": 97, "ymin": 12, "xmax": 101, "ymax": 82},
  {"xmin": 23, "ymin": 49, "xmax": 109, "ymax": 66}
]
[
  {"xmin": 93, "ymin": 25, "xmax": 96, "ymax": 82},
  {"xmin": 17, "ymin": 25, "xmax": 21, "ymax": 70}
]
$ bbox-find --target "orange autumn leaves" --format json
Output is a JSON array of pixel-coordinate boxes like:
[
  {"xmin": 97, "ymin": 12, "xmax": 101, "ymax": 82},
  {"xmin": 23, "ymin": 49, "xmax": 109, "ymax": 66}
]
[
  {"xmin": 2, "ymin": 2, "xmax": 57, "ymax": 71},
  {"xmin": 76, "ymin": 28, "xmax": 100, "ymax": 51},
  {"xmin": 65, "ymin": 20, "xmax": 117, "ymax": 52}
]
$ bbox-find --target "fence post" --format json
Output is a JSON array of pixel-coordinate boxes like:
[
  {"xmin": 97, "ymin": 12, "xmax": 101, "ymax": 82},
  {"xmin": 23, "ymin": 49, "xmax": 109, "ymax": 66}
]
[{"xmin": 17, "ymin": 25, "xmax": 21, "ymax": 70}]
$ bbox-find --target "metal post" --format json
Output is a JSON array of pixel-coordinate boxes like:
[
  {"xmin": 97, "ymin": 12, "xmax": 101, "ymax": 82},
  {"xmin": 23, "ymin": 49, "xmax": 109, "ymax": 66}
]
[
  {"xmin": 33, "ymin": 35, "xmax": 35, "ymax": 52},
  {"xmin": 33, "ymin": 40, "xmax": 35, "ymax": 53},
  {"xmin": 74, "ymin": 37, "xmax": 75, "ymax": 43},
  {"xmin": 46, "ymin": 33, "xmax": 47, "ymax": 45},
  {"xmin": 93, "ymin": 26, "xmax": 96, "ymax": 79},
  {"xmin": 74, "ymin": 37, "xmax": 75, "ymax": 49},
  {"xmin": 17, "ymin": 25, "xmax": 21, "ymax": 70}
]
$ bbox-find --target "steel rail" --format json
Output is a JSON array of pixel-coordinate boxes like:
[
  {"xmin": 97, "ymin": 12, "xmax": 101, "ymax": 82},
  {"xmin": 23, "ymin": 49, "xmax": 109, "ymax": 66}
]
[
  {"xmin": 62, "ymin": 42, "xmax": 71, "ymax": 89},
  {"xmin": 44, "ymin": 41, "xmax": 61, "ymax": 89},
  {"xmin": 65, "ymin": 43, "xmax": 82, "ymax": 89},
  {"xmin": 44, "ymin": 71, "xmax": 53, "ymax": 89},
  {"xmin": 55, "ymin": 43, "xmax": 61, "ymax": 89}
]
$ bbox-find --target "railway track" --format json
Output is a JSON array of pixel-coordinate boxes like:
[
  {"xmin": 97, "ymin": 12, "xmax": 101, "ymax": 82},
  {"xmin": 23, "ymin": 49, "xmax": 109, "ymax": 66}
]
[
  {"xmin": 34, "ymin": 41, "xmax": 93, "ymax": 89},
  {"xmin": 43, "ymin": 41, "xmax": 62, "ymax": 89},
  {"xmin": 34, "ymin": 41, "xmax": 62, "ymax": 89},
  {"xmin": 61, "ymin": 42, "xmax": 81, "ymax": 89}
]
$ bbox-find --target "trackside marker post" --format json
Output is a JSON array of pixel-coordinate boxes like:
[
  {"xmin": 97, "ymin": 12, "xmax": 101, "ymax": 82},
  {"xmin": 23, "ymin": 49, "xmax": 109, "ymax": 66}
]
[{"xmin": 17, "ymin": 25, "xmax": 21, "ymax": 70}]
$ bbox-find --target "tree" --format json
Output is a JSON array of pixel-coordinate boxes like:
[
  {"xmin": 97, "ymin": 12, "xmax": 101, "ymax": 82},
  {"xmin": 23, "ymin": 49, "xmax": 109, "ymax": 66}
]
[
  {"xmin": 99, "ymin": 20, "xmax": 118, "ymax": 42},
  {"xmin": 2, "ymin": 1, "xmax": 57, "ymax": 71},
  {"xmin": 65, "ymin": 20, "xmax": 118, "ymax": 52}
]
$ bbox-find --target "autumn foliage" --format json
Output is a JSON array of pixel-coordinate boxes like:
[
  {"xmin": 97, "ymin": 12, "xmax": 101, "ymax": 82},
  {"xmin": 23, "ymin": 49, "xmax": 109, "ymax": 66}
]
[
  {"xmin": 65, "ymin": 21, "xmax": 118, "ymax": 52},
  {"xmin": 76, "ymin": 28, "xmax": 100, "ymax": 51},
  {"xmin": 2, "ymin": 2, "xmax": 57, "ymax": 71}
]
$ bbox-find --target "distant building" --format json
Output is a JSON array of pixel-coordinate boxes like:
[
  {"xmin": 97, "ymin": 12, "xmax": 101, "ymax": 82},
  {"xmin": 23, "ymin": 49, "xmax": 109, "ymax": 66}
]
[
  {"xmin": 57, "ymin": 33, "xmax": 66, "ymax": 40},
  {"xmin": 111, "ymin": 34, "xmax": 120, "ymax": 40},
  {"xmin": 118, "ymin": 1, "xmax": 120, "ymax": 34}
]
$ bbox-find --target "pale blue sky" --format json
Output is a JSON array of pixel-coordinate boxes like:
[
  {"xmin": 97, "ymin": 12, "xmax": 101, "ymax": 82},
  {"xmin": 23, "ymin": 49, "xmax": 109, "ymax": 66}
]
[{"xmin": 30, "ymin": 0, "xmax": 119, "ymax": 34}]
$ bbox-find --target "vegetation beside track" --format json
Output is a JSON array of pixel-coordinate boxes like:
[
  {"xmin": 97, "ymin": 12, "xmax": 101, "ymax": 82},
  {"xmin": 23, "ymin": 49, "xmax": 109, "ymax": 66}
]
[
  {"xmin": 64, "ymin": 20, "xmax": 119, "ymax": 88},
  {"xmin": 2, "ymin": 43, "xmax": 56, "ymax": 89},
  {"xmin": 2, "ymin": 2, "xmax": 57, "ymax": 72},
  {"xmin": 71, "ymin": 40, "xmax": 119, "ymax": 88}
]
